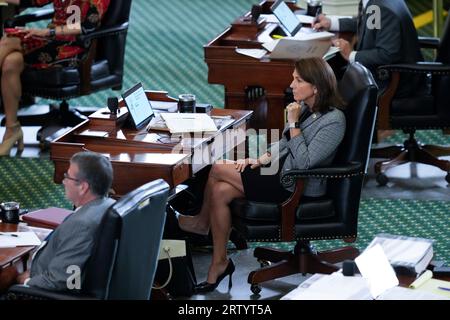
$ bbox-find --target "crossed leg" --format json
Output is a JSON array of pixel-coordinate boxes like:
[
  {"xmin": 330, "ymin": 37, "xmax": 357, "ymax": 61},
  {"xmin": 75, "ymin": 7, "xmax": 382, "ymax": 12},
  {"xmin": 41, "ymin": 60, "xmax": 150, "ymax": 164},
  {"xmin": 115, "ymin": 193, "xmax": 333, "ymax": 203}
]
[{"xmin": 178, "ymin": 161, "xmax": 246, "ymax": 283}]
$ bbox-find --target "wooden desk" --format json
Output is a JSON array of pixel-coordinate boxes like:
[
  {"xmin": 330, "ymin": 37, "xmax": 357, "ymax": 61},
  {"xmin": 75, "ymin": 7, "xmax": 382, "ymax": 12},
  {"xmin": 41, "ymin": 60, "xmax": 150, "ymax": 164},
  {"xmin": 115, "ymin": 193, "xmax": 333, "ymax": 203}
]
[
  {"xmin": 0, "ymin": 223, "xmax": 33, "ymax": 275},
  {"xmin": 50, "ymin": 91, "xmax": 252, "ymax": 197},
  {"xmin": 205, "ymin": 0, "xmax": 298, "ymax": 131}
]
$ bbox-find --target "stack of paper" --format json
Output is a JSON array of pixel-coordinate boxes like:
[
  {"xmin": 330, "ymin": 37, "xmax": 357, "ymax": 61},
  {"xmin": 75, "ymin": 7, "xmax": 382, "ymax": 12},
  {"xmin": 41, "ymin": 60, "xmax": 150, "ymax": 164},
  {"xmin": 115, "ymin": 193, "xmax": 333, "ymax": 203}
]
[
  {"xmin": 0, "ymin": 232, "xmax": 42, "ymax": 248},
  {"xmin": 262, "ymin": 30, "xmax": 334, "ymax": 60},
  {"xmin": 235, "ymin": 48, "xmax": 268, "ymax": 59},
  {"xmin": 365, "ymin": 233, "xmax": 434, "ymax": 275},
  {"xmin": 159, "ymin": 113, "xmax": 218, "ymax": 133},
  {"xmin": 282, "ymin": 273, "xmax": 372, "ymax": 300}
]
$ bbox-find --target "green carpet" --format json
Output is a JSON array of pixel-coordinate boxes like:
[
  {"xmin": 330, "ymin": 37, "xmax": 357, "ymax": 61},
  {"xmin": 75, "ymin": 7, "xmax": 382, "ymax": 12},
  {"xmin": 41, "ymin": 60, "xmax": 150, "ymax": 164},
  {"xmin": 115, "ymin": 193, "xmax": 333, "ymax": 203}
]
[
  {"xmin": 248, "ymin": 198, "xmax": 450, "ymax": 264},
  {"xmin": 0, "ymin": 157, "xmax": 448, "ymax": 263},
  {"xmin": 36, "ymin": 0, "xmax": 261, "ymax": 109},
  {"xmin": 1, "ymin": 1, "xmax": 448, "ymax": 266},
  {"xmin": 0, "ymin": 158, "xmax": 71, "ymax": 210}
]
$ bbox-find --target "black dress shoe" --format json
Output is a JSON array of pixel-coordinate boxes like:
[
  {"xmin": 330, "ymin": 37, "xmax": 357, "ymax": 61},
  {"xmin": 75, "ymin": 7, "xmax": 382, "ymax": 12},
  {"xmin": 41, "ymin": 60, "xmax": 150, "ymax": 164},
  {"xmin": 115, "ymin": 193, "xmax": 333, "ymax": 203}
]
[{"xmin": 195, "ymin": 259, "xmax": 235, "ymax": 293}]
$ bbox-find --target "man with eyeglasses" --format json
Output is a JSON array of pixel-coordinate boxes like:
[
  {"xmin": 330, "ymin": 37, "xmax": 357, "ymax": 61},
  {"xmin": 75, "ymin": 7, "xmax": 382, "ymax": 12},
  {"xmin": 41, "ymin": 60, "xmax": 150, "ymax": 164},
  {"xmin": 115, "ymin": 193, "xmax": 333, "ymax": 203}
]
[{"xmin": 14, "ymin": 151, "xmax": 115, "ymax": 291}]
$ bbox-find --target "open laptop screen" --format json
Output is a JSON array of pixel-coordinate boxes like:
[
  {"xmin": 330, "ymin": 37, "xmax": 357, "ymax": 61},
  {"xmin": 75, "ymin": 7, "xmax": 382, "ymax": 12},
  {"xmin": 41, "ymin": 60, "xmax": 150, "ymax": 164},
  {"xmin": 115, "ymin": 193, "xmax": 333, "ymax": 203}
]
[
  {"xmin": 271, "ymin": 0, "xmax": 302, "ymax": 36},
  {"xmin": 122, "ymin": 83, "xmax": 155, "ymax": 130}
]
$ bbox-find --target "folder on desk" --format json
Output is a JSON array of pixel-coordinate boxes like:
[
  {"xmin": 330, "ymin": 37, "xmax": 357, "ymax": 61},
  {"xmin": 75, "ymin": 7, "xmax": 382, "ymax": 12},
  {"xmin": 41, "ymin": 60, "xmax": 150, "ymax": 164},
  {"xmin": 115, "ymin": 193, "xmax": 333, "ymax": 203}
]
[
  {"xmin": 22, "ymin": 207, "xmax": 72, "ymax": 229},
  {"xmin": 159, "ymin": 113, "xmax": 218, "ymax": 133},
  {"xmin": 263, "ymin": 31, "xmax": 334, "ymax": 60}
]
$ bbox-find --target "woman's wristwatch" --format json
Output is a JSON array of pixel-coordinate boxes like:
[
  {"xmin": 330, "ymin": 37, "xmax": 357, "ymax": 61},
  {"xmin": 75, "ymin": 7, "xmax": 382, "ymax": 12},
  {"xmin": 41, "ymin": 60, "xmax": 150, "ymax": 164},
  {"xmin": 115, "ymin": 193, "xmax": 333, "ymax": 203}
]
[
  {"xmin": 48, "ymin": 27, "xmax": 56, "ymax": 39},
  {"xmin": 288, "ymin": 122, "xmax": 300, "ymax": 128}
]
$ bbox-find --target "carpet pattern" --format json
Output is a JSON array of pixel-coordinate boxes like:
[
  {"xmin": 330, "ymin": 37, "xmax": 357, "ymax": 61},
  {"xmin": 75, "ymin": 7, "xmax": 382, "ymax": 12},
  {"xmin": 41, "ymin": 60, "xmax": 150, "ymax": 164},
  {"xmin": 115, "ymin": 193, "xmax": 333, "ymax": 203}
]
[
  {"xmin": 1, "ymin": 1, "xmax": 448, "ymax": 265},
  {"xmin": 248, "ymin": 198, "xmax": 450, "ymax": 264},
  {"xmin": 0, "ymin": 157, "xmax": 448, "ymax": 263}
]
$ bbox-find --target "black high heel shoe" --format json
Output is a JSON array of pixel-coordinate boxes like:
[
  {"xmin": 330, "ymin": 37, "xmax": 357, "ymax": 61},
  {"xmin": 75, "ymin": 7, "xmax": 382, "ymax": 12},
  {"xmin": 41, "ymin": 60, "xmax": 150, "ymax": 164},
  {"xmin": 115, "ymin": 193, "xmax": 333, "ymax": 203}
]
[{"xmin": 195, "ymin": 259, "xmax": 235, "ymax": 293}]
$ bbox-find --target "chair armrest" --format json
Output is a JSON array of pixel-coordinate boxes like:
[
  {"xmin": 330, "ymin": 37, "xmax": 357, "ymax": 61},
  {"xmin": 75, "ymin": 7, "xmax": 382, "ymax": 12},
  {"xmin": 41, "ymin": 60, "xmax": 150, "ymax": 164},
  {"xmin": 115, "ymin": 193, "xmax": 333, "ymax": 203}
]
[
  {"xmin": 4, "ymin": 8, "xmax": 54, "ymax": 27},
  {"xmin": 418, "ymin": 36, "xmax": 440, "ymax": 49},
  {"xmin": 78, "ymin": 22, "xmax": 129, "ymax": 43},
  {"xmin": 374, "ymin": 62, "xmax": 450, "ymax": 130},
  {"xmin": 6, "ymin": 284, "xmax": 98, "ymax": 300},
  {"xmin": 378, "ymin": 63, "xmax": 450, "ymax": 76},
  {"xmin": 280, "ymin": 162, "xmax": 364, "ymax": 189}
]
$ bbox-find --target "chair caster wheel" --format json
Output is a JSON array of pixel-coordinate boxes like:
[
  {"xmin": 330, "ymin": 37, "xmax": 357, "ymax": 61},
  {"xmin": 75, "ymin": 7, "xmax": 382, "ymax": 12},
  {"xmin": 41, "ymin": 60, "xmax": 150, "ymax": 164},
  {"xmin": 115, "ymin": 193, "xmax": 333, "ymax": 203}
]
[
  {"xmin": 446, "ymin": 173, "xmax": 450, "ymax": 184},
  {"xmin": 250, "ymin": 284, "xmax": 261, "ymax": 295},
  {"xmin": 257, "ymin": 259, "xmax": 270, "ymax": 268},
  {"xmin": 376, "ymin": 173, "xmax": 388, "ymax": 186}
]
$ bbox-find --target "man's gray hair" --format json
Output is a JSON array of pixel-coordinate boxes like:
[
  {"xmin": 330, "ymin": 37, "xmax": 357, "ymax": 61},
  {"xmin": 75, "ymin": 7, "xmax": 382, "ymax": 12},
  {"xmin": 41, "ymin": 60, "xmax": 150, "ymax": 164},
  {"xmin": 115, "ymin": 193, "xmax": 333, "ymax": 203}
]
[{"xmin": 70, "ymin": 151, "xmax": 113, "ymax": 197}]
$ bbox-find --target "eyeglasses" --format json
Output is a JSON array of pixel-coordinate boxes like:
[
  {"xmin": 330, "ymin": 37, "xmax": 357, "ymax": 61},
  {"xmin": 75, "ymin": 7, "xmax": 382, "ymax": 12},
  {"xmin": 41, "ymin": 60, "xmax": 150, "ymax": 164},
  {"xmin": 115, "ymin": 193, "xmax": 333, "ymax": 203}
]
[{"xmin": 63, "ymin": 172, "xmax": 80, "ymax": 183}]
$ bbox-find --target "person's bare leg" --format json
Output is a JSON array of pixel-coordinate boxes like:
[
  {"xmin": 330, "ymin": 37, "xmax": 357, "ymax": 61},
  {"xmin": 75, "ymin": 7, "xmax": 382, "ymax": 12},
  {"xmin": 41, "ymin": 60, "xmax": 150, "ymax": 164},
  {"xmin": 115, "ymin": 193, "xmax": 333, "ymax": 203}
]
[
  {"xmin": 0, "ymin": 36, "xmax": 21, "ymax": 68},
  {"xmin": 1, "ymin": 50, "xmax": 24, "ymax": 144},
  {"xmin": 178, "ymin": 161, "xmax": 244, "ymax": 235},
  {"xmin": 0, "ymin": 49, "xmax": 25, "ymax": 156},
  {"xmin": 206, "ymin": 181, "xmax": 244, "ymax": 284}
]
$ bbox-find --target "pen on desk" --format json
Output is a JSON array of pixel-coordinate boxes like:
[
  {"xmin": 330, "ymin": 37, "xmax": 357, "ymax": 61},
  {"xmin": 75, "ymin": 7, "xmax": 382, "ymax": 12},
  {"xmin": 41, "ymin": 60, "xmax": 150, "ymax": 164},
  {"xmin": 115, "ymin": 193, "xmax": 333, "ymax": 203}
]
[
  {"xmin": 0, "ymin": 232, "xmax": 19, "ymax": 237},
  {"xmin": 438, "ymin": 286, "xmax": 450, "ymax": 291}
]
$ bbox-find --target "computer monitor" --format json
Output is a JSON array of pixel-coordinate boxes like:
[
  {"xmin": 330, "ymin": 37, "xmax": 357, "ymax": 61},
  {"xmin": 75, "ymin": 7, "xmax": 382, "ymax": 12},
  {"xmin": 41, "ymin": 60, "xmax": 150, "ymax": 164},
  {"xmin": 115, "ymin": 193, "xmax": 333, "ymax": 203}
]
[
  {"xmin": 122, "ymin": 83, "xmax": 155, "ymax": 130},
  {"xmin": 271, "ymin": 0, "xmax": 302, "ymax": 36}
]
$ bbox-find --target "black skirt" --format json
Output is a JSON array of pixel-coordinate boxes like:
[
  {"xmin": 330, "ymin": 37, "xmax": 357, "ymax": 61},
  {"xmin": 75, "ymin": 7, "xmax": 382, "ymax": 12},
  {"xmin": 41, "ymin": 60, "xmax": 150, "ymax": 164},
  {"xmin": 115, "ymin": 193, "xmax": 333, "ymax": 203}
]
[{"xmin": 241, "ymin": 166, "xmax": 292, "ymax": 203}]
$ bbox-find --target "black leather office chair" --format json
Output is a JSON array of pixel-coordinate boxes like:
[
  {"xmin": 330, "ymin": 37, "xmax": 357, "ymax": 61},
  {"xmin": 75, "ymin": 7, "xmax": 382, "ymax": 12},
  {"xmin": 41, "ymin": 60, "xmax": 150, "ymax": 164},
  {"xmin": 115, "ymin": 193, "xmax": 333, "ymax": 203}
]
[
  {"xmin": 6, "ymin": 179, "xmax": 169, "ymax": 300},
  {"xmin": 230, "ymin": 62, "xmax": 378, "ymax": 294},
  {"xmin": 371, "ymin": 11, "xmax": 450, "ymax": 185},
  {"xmin": 1, "ymin": 0, "xmax": 132, "ymax": 146}
]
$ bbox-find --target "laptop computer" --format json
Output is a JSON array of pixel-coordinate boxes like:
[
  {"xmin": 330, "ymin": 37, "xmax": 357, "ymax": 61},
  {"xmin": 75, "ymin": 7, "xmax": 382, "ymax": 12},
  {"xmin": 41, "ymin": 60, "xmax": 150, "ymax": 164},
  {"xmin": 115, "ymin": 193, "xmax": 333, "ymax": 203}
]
[
  {"xmin": 122, "ymin": 82, "xmax": 155, "ymax": 130},
  {"xmin": 271, "ymin": 0, "xmax": 303, "ymax": 37}
]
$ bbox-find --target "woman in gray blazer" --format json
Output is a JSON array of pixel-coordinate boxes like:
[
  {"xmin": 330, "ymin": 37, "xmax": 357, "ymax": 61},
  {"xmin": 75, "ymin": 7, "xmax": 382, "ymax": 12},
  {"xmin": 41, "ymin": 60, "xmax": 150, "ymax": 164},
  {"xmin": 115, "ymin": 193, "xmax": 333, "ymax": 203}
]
[{"xmin": 178, "ymin": 57, "xmax": 346, "ymax": 293}]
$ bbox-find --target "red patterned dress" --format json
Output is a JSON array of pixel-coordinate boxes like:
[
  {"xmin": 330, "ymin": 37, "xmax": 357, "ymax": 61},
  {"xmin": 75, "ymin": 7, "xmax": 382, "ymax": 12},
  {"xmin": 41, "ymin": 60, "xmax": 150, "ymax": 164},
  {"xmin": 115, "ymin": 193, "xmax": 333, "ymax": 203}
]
[{"xmin": 11, "ymin": 0, "xmax": 110, "ymax": 68}]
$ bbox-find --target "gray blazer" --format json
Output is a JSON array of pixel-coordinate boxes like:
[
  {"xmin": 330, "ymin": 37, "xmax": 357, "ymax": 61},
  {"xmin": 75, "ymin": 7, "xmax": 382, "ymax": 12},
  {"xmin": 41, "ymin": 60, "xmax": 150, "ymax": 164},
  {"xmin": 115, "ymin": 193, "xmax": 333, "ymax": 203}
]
[
  {"xmin": 339, "ymin": 0, "xmax": 421, "ymax": 70},
  {"xmin": 28, "ymin": 197, "xmax": 115, "ymax": 291},
  {"xmin": 268, "ymin": 107, "xmax": 345, "ymax": 197}
]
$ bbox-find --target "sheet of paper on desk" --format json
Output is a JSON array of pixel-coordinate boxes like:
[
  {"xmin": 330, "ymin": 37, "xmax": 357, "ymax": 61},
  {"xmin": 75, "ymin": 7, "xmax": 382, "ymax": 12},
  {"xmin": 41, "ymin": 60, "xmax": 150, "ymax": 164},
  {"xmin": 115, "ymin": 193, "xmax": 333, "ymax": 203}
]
[
  {"xmin": 0, "ymin": 232, "xmax": 41, "ymax": 248},
  {"xmin": 235, "ymin": 48, "xmax": 268, "ymax": 59},
  {"xmin": 150, "ymin": 100, "xmax": 178, "ymax": 112},
  {"xmin": 259, "ymin": 13, "xmax": 316, "ymax": 25},
  {"xmin": 295, "ymin": 14, "xmax": 315, "ymax": 25},
  {"xmin": 160, "ymin": 113, "xmax": 218, "ymax": 133},
  {"xmin": 20, "ymin": 225, "xmax": 53, "ymax": 242},
  {"xmin": 282, "ymin": 273, "xmax": 372, "ymax": 300},
  {"xmin": 355, "ymin": 243, "xmax": 399, "ymax": 298},
  {"xmin": 259, "ymin": 14, "xmax": 279, "ymax": 23},
  {"xmin": 377, "ymin": 286, "xmax": 449, "ymax": 300},
  {"xmin": 292, "ymin": 30, "xmax": 335, "ymax": 41}
]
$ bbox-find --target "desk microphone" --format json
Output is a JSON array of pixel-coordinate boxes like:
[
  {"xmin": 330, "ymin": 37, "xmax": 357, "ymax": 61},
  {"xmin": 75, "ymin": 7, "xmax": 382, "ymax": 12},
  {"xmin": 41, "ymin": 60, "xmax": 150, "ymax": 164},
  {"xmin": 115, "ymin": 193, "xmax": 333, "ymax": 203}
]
[
  {"xmin": 243, "ymin": 5, "xmax": 262, "ymax": 22},
  {"xmin": 251, "ymin": 5, "xmax": 262, "ymax": 23},
  {"xmin": 107, "ymin": 97, "xmax": 119, "ymax": 115},
  {"xmin": 342, "ymin": 260, "xmax": 357, "ymax": 276}
]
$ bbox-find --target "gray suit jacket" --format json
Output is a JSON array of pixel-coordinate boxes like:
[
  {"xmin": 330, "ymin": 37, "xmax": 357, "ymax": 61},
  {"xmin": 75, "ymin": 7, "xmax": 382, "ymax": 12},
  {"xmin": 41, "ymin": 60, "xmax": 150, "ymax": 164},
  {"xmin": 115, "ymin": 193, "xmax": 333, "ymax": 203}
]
[
  {"xmin": 339, "ymin": 0, "xmax": 421, "ymax": 97},
  {"xmin": 28, "ymin": 197, "xmax": 115, "ymax": 291},
  {"xmin": 268, "ymin": 107, "xmax": 346, "ymax": 197}
]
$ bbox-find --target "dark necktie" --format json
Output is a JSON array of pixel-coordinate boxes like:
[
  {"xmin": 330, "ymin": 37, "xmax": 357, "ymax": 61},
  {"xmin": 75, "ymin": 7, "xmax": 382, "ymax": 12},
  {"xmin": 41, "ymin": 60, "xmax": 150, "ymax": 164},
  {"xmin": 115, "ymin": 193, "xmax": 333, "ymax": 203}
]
[{"xmin": 356, "ymin": 0, "xmax": 364, "ymax": 40}]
